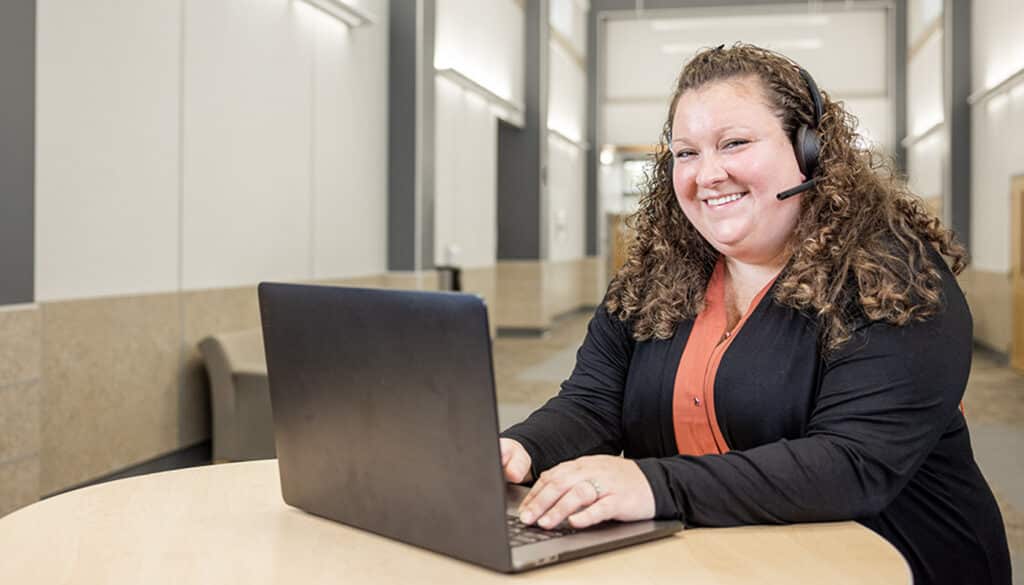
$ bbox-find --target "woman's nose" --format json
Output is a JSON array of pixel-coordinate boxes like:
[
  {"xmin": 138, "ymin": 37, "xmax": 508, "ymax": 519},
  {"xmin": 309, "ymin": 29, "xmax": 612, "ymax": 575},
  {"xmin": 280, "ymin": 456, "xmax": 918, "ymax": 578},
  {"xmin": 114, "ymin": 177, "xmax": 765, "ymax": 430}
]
[{"xmin": 695, "ymin": 153, "xmax": 727, "ymax": 188}]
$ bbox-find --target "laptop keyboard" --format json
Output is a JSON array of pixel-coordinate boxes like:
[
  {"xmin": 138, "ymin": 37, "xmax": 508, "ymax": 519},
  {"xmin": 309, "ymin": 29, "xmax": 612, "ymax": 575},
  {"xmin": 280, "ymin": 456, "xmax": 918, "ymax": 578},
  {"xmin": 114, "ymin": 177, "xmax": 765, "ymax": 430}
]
[{"xmin": 507, "ymin": 514, "xmax": 576, "ymax": 547}]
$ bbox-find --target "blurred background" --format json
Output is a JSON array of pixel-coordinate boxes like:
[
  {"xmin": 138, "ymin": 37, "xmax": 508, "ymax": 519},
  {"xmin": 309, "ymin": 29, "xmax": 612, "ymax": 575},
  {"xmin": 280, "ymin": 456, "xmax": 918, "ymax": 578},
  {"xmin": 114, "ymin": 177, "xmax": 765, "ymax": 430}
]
[{"xmin": 0, "ymin": 1, "xmax": 1021, "ymax": 568}]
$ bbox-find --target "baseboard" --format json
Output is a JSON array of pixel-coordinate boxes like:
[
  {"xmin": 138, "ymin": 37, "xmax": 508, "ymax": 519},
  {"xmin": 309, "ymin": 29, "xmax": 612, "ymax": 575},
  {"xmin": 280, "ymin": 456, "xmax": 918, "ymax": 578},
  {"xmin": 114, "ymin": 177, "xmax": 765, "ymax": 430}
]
[
  {"xmin": 495, "ymin": 305, "xmax": 598, "ymax": 338},
  {"xmin": 43, "ymin": 441, "xmax": 212, "ymax": 499},
  {"xmin": 973, "ymin": 341, "xmax": 1009, "ymax": 366},
  {"xmin": 554, "ymin": 305, "xmax": 598, "ymax": 321},
  {"xmin": 496, "ymin": 327, "xmax": 549, "ymax": 338}
]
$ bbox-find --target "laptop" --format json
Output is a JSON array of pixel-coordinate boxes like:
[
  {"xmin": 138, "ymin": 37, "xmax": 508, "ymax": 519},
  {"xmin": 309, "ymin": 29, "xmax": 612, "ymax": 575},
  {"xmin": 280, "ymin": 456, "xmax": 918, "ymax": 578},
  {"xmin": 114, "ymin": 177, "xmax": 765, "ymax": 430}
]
[{"xmin": 257, "ymin": 283, "xmax": 683, "ymax": 572}]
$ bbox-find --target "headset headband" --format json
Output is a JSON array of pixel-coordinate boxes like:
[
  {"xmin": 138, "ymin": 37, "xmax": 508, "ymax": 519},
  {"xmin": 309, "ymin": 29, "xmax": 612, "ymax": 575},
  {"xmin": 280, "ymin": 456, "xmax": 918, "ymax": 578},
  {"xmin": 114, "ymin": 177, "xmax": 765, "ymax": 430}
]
[{"xmin": 798, "ymin": 68, "xmax": 823, "ymax": 128}]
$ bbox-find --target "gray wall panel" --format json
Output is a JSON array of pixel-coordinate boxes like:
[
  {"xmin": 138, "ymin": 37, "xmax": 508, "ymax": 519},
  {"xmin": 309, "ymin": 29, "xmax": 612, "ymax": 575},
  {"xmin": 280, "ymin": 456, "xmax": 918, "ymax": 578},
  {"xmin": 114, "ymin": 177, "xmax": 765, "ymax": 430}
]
[
  {"xmin": 945, "ymin": 0, "xmax": 970, "ymax": 249},
  {"xmin": 388, "ymin": 0, "xmax": 419, "ymax": 271},
  {"xmin": 418, "ymin": 0, "xmax": 436, "ymax": 270},
  {"xmin": 389, "ymin": 0, "xmax": 435, "ymax": 271},
  {"xmin": 497, "ymin": 0, "xmax": 547, "ymax": 260},
  {"xmin": 893, "ymin": 0, "xmax": 907, "ymax": 172},
  {"xmin": 498, "ymin": 120, "xmax": 541, "ymax": 259},
  {"xmin": 0, "ymin": 0, "xmax": 35, "ymax": 305}
]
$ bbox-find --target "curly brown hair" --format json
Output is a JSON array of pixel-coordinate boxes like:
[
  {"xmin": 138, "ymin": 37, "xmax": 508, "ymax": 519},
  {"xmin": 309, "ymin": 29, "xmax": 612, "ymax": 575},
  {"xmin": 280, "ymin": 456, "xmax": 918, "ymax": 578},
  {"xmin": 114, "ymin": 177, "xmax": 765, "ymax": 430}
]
[{"xmin": 605, "ymin": 43, "xmax": 966, "ymax": 352}]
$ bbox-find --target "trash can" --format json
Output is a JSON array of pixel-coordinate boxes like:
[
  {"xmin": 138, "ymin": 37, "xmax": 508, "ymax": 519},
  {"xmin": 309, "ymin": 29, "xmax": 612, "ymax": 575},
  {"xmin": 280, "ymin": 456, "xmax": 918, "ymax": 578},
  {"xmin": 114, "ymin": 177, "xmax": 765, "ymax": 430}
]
[{"xmin": 436, "ymin": 265, "xmax": 462, "ymax": 292}]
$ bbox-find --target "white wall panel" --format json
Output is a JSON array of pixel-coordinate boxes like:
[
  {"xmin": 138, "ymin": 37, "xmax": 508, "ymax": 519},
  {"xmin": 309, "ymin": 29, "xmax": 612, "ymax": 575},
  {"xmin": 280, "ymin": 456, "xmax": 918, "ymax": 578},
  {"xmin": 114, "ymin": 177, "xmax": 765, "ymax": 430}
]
[
  {"xmin": 458, "ymin": 96, "xmax": 498, "ymax": 269},
  {"xmin": 435, "ymin": 0, "xmax": 524, "ymax": 107},
  {"xmin": 904, "ymin": 7, "xmax": 943, "ymax": 213},
  {"xmin": 36, "ymin": 0, "xmax": 390, "ymax": 300},
  {"xmin": 842, "ymin": 97, "xmax": 893, "ymax": 153},
  {"xmin": 36, "ymin": 0, "xmax": 182, "ymax": 302},
  {"xmin": 906, "ymin": 131, "xmax": 944, "ymax": 200},
  {"xmin": 548, "ymin": 1, "xmax": 587, "ymax": 263},
  {"xmin": 602, "ymin": 102, "xmax": 667, "ymax": 146},
  {"xmin": 970, "ymin": 90, "xmax": 1020, "ymax": 273},
  {"xmin": 599, "ymin": 164, "xmax": 625, "ymax": 214},
  {"xmin": 970, "ymin": 0, "xmax": 1024, "ymax": 273},
  {"xmin": 549, "ymin": 41, "xmax": 587, "ymax": 143},
  {"xmin": 969, "ymin": 107, "xmax": 989, "ymax": 269},
  {"xmin": 907, "ymin": 0, "xmax": 941, "ymax": 46},
  {"xmin": 547, "ymin": 137, "xmax": 586, "ymax": 262},
  {"xmin": 181, "ymin": 0, "xmax": 313, "ymax": 290},
  {"xmin": 972, "ymin": 0, "xmax": 1024, "ymax": 93},
  {"xmin": 434, "ymin": 79, "xmax": 461, "ymax": 266},
  {"xmin": 1010, "ymin": 84, "xmax": 1024, "ymax": 180},
  {"xmin": 551, "ymin": 0, "xmax": 587, "ymax": 57},
  {"xmin": 907, "ymin": 31, "xmax": 944, "ymax": 137},
  {"xmin": 434, "ymin": 78, "xmax": 497, "ymax": 269},
  {"xmin": 311, "ymin": 1, "xmax": 389, "ymax": 279}
]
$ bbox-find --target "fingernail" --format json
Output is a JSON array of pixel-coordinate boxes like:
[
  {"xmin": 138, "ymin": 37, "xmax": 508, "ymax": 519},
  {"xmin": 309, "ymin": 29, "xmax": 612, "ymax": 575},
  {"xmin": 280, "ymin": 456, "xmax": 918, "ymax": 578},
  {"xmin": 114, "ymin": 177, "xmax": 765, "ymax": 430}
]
[{"xmin": 520, "ymin": 511, "xmax": 534, "ymax": 524}]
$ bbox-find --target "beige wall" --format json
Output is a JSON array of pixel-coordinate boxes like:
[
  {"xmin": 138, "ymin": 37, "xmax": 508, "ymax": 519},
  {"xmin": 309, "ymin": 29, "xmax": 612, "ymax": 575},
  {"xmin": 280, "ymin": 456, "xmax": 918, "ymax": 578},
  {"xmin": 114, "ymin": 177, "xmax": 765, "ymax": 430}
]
[
  {"xmin": 0, "ymin": 258, "xmax": 604, "ymax": 516},
  {"xmin": 961, "ymin": 268, "xmax": 1013, "ymax": 356},
  {"xmin": 0, "ymin": 273, "xmax": 433, "ymax": 516},
  {"xmin": 495, "ymin": 257, "xmax": 605, "ymax": 331},
  {"xmin": 39, "ymin": 272, "xmax": 447, "ymax": 498},
  {"xmin": 0, "ymin": 305, "xmax": 41, "ymax": 517}
]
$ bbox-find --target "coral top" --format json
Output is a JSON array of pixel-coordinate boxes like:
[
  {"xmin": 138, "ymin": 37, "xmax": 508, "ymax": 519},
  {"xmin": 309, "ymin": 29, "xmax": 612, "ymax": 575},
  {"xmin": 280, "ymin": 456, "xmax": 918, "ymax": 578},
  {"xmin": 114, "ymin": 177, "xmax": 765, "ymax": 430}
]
[{"xmin": 672, "ymin": 259, "xmax": 779, "ymax": 456}]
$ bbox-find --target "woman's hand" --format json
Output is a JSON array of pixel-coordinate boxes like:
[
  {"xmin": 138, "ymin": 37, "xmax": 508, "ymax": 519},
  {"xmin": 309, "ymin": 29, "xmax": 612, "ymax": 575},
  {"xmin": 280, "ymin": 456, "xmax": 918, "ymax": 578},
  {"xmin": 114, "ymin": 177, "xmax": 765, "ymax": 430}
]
[
  {"xmin": 517, "ymin": 455, "xmax": 656, "ymax": 530},
  {"xmin": 500, "ymin": 438, "xmax": 533, "ymax": 484}
]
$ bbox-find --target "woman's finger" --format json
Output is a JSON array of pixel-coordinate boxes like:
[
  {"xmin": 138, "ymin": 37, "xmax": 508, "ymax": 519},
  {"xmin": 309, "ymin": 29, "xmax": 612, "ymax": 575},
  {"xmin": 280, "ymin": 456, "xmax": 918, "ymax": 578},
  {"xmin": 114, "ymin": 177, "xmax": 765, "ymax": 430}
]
[
  {"xmin": 504, "ymin": 448, "xmax": 531, "ymax": 483},
  {"xmin": 536, "ymin": 480, "xmax": 600, "ymax": 529},
  {"xmin": 499, "ymin": 438, "xmax": 519, "ymax": 465},
  {"xmin": 568, "ymin": 496, "xmax": 616, "ymax": 529},
  {"xmin": 516, "ymin": 471, "xmax": 546, "ymax": 513},
  {"xmin": 500, "ymin": 439, "xmax": 532, "ymax": 483},
  {"xmin": 520, "ymin": 456, "xmax": 656, "ymax": 527},
  {"xmin": 517, "ymin": 466, "xmax": 557, "ymax": 518},
  {"xmin": 519, "ymin": 468, "xmax": 581, "ymax": 524}
]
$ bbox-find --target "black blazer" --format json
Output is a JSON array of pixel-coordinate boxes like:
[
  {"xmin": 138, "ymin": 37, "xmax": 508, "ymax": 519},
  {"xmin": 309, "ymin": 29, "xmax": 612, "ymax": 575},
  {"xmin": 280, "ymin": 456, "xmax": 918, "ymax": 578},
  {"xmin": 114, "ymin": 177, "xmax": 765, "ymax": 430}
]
[{"xmin": 503, "ymin": 262, "xmax": 1011, "ymax": 585}]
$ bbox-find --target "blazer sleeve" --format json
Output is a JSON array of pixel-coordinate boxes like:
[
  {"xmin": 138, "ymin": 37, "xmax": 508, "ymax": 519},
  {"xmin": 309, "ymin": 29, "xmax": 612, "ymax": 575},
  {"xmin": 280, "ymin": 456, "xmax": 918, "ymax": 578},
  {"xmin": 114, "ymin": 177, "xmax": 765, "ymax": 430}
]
[
  {"xmin": 501, "ymin": 304, "xmax": 634, "ymax": 477},
  {"xmin": 635, "ymin": 272, "xmax": 973, "ymax": 526}
]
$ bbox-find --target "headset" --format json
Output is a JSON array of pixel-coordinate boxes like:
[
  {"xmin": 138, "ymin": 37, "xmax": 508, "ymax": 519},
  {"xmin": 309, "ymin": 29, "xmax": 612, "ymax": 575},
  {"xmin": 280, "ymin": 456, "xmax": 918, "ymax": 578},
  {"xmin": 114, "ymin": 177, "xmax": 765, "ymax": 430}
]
[{"xmin": 776, "ymin": 67, "xmax": 824, "ymax": 201}]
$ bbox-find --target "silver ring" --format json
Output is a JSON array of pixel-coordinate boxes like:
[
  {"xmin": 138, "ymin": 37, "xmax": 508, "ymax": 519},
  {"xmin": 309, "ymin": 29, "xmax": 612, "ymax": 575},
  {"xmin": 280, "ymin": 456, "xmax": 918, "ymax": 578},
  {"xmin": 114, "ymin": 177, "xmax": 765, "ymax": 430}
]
[{"xmin": 585, "ymin": 478, "xmax": 604, "ymax": 498}]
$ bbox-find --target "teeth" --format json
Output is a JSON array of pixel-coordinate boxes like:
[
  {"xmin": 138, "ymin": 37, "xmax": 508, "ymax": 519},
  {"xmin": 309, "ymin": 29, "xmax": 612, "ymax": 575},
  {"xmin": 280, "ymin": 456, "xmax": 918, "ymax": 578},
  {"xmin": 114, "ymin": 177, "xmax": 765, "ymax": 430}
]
[{"xmin": 706, "ymin": 192, "xmax": 746, "ymax": 206}]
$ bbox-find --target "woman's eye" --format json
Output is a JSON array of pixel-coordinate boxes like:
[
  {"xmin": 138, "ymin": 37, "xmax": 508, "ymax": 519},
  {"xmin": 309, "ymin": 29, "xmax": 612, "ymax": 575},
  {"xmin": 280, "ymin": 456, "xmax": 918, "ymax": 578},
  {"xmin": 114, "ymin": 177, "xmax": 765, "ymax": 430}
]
[
  {"xmin": 723, "ymin": 139, "xmax": 749, "ymax": 149},
  {"xmin": 674, "ymin": 150, "xmax": 696, "ymax": 160}
]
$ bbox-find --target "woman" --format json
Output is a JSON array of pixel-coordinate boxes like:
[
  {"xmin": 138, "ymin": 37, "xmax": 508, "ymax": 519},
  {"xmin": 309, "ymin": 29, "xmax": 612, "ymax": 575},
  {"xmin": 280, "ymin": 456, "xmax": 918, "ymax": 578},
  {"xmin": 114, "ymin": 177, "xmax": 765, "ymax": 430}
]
[{"xmin": 500, "ymin": 44, "xmax": 1011, "ymax": 584}]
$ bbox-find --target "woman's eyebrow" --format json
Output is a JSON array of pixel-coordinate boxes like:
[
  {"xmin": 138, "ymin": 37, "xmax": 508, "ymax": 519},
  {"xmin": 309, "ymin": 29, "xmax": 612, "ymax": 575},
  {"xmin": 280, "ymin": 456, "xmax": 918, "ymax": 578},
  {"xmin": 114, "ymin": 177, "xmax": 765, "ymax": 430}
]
[{"xmin": 670, "ymin": 126, "xmax": 753, "ymax": 144}]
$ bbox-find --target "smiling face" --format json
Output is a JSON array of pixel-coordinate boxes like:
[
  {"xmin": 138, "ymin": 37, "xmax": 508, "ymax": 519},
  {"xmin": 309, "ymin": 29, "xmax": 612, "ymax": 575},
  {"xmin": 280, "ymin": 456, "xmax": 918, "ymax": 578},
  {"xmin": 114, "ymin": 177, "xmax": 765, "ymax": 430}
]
[{"xmin": 670, "ymin": 76, "xmax": 804, "ymax": 265}]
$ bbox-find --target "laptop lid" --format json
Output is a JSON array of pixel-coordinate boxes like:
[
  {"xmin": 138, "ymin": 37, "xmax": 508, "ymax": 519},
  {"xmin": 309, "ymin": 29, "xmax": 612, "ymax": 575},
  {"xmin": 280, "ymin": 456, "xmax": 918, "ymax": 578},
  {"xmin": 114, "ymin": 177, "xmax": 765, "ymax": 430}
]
[{"xmin": 258, "ymin": 283, "xmax": 512, "ymax": 571}]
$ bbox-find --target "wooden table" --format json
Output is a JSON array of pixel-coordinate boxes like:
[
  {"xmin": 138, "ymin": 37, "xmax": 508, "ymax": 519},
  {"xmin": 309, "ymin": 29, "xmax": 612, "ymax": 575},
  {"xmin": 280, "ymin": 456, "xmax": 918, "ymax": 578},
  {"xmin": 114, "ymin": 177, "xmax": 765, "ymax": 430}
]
[{"xmin": 0, "ymin": 460, "xmax": 911, "ymax": 584}]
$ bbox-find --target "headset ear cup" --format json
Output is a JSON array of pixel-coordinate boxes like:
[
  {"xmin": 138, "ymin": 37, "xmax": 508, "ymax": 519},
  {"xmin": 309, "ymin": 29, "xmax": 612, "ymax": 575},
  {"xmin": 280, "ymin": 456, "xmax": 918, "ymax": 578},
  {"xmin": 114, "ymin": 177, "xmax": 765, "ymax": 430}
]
[{"xmin": 794, "ymin": 125, "xmax": 821, "ymax": 178}]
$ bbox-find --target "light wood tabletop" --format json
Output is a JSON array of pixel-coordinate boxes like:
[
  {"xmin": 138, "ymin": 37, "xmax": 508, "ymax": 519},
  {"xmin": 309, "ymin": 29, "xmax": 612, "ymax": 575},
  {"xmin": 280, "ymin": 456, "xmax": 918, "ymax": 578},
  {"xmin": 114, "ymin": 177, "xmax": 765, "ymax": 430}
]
[{"xmin": 0, "ymin": 460, "xmax": 911, "ymax": 584}]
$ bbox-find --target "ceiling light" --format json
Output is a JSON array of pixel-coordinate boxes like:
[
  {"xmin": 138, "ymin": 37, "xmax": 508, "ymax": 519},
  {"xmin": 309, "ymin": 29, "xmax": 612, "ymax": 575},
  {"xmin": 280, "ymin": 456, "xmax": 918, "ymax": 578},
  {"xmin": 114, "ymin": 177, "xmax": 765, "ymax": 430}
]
[
  {"xmin": 436, "ymin": 68, "xmax": 526, "ymax": 128},
  {"xmin": 650, "ymin": 14, "xmax": 829, "ymax": 32},
  {"xmin": 549, "ymin": 127, "xmax": 589, "ymax": 151},
  {"xmin": 661, "ymin": 38, "xmax": 823, "ymax": 55},
  {"xmin": 600, "ymin": 147, "xmax": 616, "ymax": 166},
  {"xmin": 301, "ymin": 0, "xmax": 375, "ymax": 28}
]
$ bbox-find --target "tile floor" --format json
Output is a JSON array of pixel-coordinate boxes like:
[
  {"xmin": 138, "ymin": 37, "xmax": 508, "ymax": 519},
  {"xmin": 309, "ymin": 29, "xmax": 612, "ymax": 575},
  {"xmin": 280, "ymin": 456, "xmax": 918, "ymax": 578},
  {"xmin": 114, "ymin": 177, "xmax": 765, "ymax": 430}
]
[{"xmin": 493, "ymin": 310, "xmax": 1021, "ymax": 584}]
